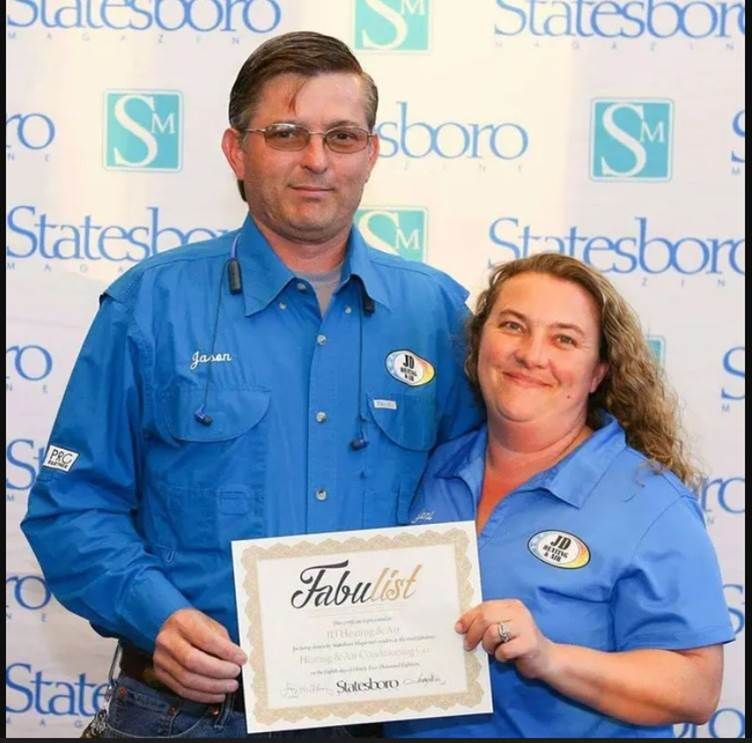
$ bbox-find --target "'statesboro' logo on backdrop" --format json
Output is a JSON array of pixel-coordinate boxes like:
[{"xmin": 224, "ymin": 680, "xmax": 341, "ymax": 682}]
[
  {"xmin": 646, "ymin": 335, "xmax": 665, "ymax": 364},
  {"xmin": 493, "ymin": 0, "xmax": 745, "ymax": 39},
  {"xmin": 354, "ymin": 0, "xmax": 430, "ymax": 51},
  {"xmin": 6, "ymin": 113, "xmax": 55, "ymax": 153},
  {"xmin": 104, "ymin": 91, "xmax": 182, "ymax": 171},
  {"xmin": 591, "ymin": 99, "xmax": 672, "ymax": 181},
  {"xmin": 356, "ymin": 208, "xmax": 427, "ymax": 261}
]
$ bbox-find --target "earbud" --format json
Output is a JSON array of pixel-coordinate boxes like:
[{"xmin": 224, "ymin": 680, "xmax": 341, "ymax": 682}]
[
  {"xmin": 350, "ymin": 435, "xmax": 368, "ymax": 450},
  {"xmin": 194, "ymin": 409, "xmax": 213, "ymax": 427}
]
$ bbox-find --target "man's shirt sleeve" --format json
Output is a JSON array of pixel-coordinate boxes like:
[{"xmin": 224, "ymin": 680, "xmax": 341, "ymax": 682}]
[
  {"xmin": 434, "ymin": 276, "xmax": 483, "ymax": 445},
  {"xmin": 21, "ymin": 294, "xmax": 191, "ymax": 652}
]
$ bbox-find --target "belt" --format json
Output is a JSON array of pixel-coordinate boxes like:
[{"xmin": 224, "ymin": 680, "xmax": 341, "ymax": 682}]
[{"xmin": 119, "ymin": 645, "xmax": 245, "ymax": 712}]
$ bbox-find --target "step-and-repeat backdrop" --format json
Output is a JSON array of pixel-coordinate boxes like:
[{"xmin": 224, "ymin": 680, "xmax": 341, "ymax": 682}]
[{"xmin": 6, "ymin": 0, "xmax": 745, "ymax": 738}]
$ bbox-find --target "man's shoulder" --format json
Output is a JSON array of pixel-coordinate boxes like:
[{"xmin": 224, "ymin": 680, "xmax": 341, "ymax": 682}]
[
  {"xmin": 366, "ymin": 246, "xmax": 468, "ymax": 304},
  {"xmin": 105, "ymin": 232, "xmax": 234, "ymax": 303}
]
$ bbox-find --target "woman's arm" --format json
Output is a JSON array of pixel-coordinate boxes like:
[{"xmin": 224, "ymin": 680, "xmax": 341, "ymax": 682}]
[{"xmin": 458, "ymin": 599, "xmax": 724, "ymax": 726}]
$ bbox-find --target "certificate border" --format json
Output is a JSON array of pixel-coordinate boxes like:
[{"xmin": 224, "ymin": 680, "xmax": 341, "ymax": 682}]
[{"xmin": 240, "ymin": 527, "xmax": 485, "ymax": 725}]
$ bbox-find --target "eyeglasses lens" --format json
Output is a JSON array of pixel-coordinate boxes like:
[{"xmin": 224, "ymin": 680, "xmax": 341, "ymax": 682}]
[{"xmin": 263, "ymin": 125, "xmax": 369, "ymax": 153}]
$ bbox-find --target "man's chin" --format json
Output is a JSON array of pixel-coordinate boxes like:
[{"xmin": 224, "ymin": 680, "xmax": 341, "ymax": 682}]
[{"xmin": 283, "ymin": 212, "xmax": 349, "ymax": 241}]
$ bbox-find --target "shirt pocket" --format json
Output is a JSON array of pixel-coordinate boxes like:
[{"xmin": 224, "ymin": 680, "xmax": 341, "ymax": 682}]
[
  {"xmin": 161, "ymin": 383, "xmax": 270, "ymax": 443},
  {"xmin": 363, "ymin": 390, "xmax": 439, "ymax": 527},
  {"xmin": 152, "ymin": 382, "xmax": 271, "ymax": 550}
]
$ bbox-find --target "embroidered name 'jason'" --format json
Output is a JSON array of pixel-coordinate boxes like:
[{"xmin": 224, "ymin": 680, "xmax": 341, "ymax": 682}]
[{"xmin": 190, "ymin": 351, "xmax": 232, "ymax": 370}]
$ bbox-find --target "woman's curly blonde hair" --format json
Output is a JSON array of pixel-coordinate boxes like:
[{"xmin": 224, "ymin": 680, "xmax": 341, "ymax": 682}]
[{"xmin": 465, "ymin": 253, "xmax": 701, "ymax": 490}]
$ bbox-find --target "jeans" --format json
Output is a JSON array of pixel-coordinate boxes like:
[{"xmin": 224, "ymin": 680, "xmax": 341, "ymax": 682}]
[{"xmin": 94, "ymin": 673, "xmax": 354, "ymax": 739}]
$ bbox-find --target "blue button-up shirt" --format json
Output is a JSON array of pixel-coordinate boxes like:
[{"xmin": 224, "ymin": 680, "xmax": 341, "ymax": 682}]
[
  {"xmin": 21, "ymin": 215, "xmax": 481, "ymax": 651},
  {"xmin": 387, "ymin": 415, "xmax": 733, "ymax": 739}
]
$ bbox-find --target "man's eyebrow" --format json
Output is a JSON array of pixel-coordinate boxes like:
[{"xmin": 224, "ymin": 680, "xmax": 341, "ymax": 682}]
[
  {"xmin": 325, "ymin": 118, "xmax": 365, "ymax": 128},
  {"xmin": 267, "ymin": 118, "xmax": 364, "ymax": 128}
]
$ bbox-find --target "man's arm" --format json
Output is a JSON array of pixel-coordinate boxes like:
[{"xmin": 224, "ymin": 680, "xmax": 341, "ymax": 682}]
[{"xmin": 21, "ymin": 296, "xmax": 191, "ymax": 650}]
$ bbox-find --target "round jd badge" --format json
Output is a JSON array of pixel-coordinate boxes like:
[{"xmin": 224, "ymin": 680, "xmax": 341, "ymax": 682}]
[
  {"xmin": 386, "ymin": 350, "xmax": 435, "ymax": 387},
  {"xmin": 528, "ymin": 530, "xmax": 591, "ymax": 569}
]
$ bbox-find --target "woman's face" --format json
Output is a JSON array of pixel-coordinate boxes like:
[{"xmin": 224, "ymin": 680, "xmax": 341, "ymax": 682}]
[{"xmin": 477, "ymin": 272, "xmax": 608, "ymax": 431}]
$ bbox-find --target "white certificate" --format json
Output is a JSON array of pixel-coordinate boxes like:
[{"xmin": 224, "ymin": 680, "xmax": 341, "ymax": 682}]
[{"xmin": 231, "ymin": 521, "xmax": 492, "ymax": 732}]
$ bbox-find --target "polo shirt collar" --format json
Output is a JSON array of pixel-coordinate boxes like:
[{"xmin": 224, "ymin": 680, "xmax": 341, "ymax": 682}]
[
  {"xmin": 519, "ymin": 413, "xmax": 627, "ymax": 508},
  {"xmin": 235, "ymin": 215, "xmax": 391, "ymax": 316},
  {"xmin": 436, "ymin": 427, "xmax": 488, "ymax": 507},
  {"xmin": 436, "ymin": 413, "xmax": 627, "ymax": 509}
]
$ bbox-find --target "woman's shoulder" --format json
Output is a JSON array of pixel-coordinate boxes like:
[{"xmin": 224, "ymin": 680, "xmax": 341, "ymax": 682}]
[
  {"xmin": 426, "ymin": 427, "xmax": 486, "ymax": 479},
  {"xmin": 603, "ymin": 443, "xmax": 703, "ymax": 525}
]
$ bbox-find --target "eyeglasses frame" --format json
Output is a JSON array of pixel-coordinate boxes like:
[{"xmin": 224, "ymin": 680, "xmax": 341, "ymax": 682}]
[{"xmin": 241, "ymin": 122, "xmax": 375, "ymax": 153}]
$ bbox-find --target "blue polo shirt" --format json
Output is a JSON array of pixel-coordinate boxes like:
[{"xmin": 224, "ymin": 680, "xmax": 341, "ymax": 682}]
[
  {"xmin": 21, "ymin": 215, "xmax": 481, "ymax": 652},
  {"xmin": 386, "ymin": 415, "xmax": 733, "ymax": 739}
]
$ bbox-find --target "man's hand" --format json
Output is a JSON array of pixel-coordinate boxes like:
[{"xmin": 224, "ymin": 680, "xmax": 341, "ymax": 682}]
[{"xmin": 152, "ymin": 608, "xmax": 248, "ymax": 703}]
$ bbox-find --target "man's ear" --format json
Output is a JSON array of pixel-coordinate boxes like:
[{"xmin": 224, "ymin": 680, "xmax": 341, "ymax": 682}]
[
  {"xmin": 221, "ymin": 128, "xmax": 246, "ymax": 179},
  {"xmin": 364, "ymin": 133, "xmax": 380, "ymax": 181}
]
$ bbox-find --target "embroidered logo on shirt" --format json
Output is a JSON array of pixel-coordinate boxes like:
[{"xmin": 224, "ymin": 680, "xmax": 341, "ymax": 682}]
[
  {"xmin": 42, "ymin": 445, "xmax": 79, "ymax": 473},
  {"xmin": 190, "ymin": 351, "xmax": 232, "ymax": 370},
  {"xmin": 385, "ymin": 350, "xmax": 435, "ymax": 387},
  {"xmin": 412, "ymin": 510, "xmax": 434, "ymax": 523},
  {"xmin": 528, "ymin": 530, "xmax": 591, "ymax": 569}
]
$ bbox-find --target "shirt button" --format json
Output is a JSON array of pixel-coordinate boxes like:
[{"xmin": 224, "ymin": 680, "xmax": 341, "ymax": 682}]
[
  {"xmin": 316, "ymin": 334, "xmax": 327, "ymax": 346},
  {"xmin": 296, "ymin": 281, "xmax": 307, "ymax": 291},
  {"xmin": 315, "ymin": 411, "xmax": 327, "ymax": 423},
  {"xmin": 279, "ymin": 302, "xmax": 287, "ymax": 310},
  {"xmin": 315, "ymin": 488, "xmax": 328, "ymax": 501},
  {"xmin": 344, "ymin": 305, "xmax": 352, "ymax": 314}
]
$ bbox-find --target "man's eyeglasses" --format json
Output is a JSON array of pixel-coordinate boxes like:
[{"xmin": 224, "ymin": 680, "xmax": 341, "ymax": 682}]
[{"xmin": 243, "ymin": 123, "xmax": 373, "ymax": 154}]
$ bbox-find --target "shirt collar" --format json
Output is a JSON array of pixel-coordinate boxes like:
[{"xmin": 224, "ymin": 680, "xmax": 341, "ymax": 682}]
[
  {"xmin": 525, "ymin": 413, "xmax": 627, "ymax": 508},
  {"xmin": 436, "ymin": 427, "xmax": 488, "ymax": 508},
  {"xmin": 234, "ymin": 215, "xmax": 294, "ymax": 316},
  {"xmin": 235, "ymin": 215, "xmax": 392, "ymax": 316},
  {"xmin": 436, "ymin": 413, "xmax": 627, "ymax": 509},
  {"xmin": 341, "ymin": 224, "xmax": 392, "ymax": 311}
]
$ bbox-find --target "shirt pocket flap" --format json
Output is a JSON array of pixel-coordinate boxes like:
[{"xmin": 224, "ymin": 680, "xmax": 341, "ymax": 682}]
[
  {"xmin": 367, "ymin": 392, "xmax": 438, "ymax": 451},
  {"xmin": 161, "ymin": 384, "xmax": 270, "ymax": 443}
]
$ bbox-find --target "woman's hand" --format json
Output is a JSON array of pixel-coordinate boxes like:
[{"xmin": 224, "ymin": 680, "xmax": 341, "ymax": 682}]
[{"xmin": 455, "ymin": 599, "xmax": 556, "ymax": 680}]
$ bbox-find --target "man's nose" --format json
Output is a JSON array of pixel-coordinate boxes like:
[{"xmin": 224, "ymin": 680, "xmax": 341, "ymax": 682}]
[{"xmin": 299, "ymin": 134, "xmax": 329, "ymax": 172}]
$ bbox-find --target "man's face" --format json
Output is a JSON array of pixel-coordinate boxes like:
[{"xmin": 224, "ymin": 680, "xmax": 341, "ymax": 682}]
[{"xmin": 222, "ymin": 72, "xmax": 379, "ymax": 245}]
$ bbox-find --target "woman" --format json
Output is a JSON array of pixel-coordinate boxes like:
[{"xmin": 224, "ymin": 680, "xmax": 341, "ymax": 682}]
[{"xmin": 387, "ymin": 254, "xmax": 733, "ymax": 738}]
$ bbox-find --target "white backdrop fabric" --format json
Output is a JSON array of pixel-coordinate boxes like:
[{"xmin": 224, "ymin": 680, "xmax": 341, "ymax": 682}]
[{"xmin": 6, "ymin": 0, "xmax": 745, "ymax": 737}]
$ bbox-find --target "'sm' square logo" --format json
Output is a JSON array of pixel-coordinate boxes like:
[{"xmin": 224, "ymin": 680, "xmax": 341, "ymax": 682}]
[
  {"xmin": 354, "ymin": 0, "xmax": 430, "ymax": 51},
  {"xmin": 591, "ymin": 99, "xmax": 673, "ymax": 180},
  {"xmin": 356, "ymin": 207, "xmax": 427, "ymax": 262},
  {"xmin": 104, "ymin": 91, "xmax": 182, "ymax": 171},
  {"xmin": 646, "ymin": 335, "xmax": 665, "ymax": 365}
]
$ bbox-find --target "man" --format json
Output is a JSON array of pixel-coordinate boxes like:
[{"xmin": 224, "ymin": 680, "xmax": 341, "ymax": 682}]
[{"xmin": 22, "ymin": 31, "xmax": 480, "ymax": 738}]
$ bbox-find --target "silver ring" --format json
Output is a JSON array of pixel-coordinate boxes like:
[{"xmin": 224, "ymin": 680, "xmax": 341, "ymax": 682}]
[{"xmin": 497, "ymin": 622, "xmax": 512, "ymax": 644}]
